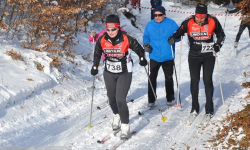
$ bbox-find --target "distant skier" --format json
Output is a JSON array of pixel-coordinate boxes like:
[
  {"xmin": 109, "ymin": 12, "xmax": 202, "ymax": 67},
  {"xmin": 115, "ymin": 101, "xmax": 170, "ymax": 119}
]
[
  {"xmin": 131, "ymin": 0, "xmax": 141, "ymax": 13},
  {"xmin": 226, "ymin": 0, "xmax": 250, "ymax": 48},
  {"xmin": 90, "ymin": 14, "xmax": 147, "ymax": 140},
  {"xmin": 168, "ymin": 3, "xmax": 225, "ymax": 121},
  {"xmin": 150, "ymin": 0, "xmax": 162, "ymax": 20}
]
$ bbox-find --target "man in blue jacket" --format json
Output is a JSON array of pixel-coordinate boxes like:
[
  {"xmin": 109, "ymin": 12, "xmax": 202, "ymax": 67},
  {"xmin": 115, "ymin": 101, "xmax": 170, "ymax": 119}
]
[{"xmin": 143, "ymin": 6, "xmax": 179, "ymax": 107}]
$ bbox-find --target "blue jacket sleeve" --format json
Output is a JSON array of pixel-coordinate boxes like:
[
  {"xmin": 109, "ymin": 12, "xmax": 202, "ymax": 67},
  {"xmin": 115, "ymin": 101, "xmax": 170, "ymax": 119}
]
[{"xmin": 143, "ymin": 24, "xmax": 150, "ymax": 44}]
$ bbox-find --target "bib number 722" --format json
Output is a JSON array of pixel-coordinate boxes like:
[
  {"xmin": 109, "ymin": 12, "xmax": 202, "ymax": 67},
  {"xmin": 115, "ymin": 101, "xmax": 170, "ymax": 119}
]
[{"xmin": 201, "ymin": 43, "xmax": 214, "ymax": 53}]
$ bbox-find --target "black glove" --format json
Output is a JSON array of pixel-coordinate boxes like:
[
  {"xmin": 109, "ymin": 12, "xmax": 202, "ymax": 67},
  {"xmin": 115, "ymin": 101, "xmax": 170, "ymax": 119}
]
[
  {"xmin": 143, "ymin": 43, "xmax": 152, "ymax": 52},
  {"xmin": 139, "ymin": 57, "xmax": 147, "ymax": 66},
  {"xmin": 91, "ymin": 66, "xmax": 98, "ymax": 76},
  {"xmin": 168, "ymin": 36, "xmax": 176, "ymax": 45},
  {"xmin": 213, "ymin": 43, "xmax": 221, "ymax": 53}
]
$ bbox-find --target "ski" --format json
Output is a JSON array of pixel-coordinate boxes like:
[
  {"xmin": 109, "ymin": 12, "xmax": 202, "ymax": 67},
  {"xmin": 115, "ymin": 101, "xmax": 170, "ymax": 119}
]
[
  {"xmin": 96, "ymin": 100, "xmax": 109, "ymax": 110},
  {"xmin": 138, "ymin": 105, "xmax": 155, "ymax": 115},
  {"xmin": 110, "ymin": 131, "xmax": 137, "ymax": 150},
  {"xmin": 97, "ymin": 129, "xmax": 121, "ymax": 144},
  {"xmin": 138, "ymin": 104, "xmax": 172, "ymax": 116},
  {"xmin": 202, "ymin": 115, "xmax": 213, "ymax": 127},
  {"xmin": 234, "ymin": 47, "xmax": 237, "ymax": 58},
  {"xmin": 186, "ymin": 115, "xmax": 198, "ymax": 126},
  {"xmin": 97, "ymin": 99, "xmax": 134, "ymax": 110},
  {"xmin": 126, "ymin": 99, "xmax": 135, "ymax": 103}
]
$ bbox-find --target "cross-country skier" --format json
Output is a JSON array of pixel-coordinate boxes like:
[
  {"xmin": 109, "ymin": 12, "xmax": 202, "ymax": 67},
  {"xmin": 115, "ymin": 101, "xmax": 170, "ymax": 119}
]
[
  {"xmin": 168, "ymin": 3, "xmax": 225, "ymax": 120},
  {"xmin": 143, "ymin": 6, "xmax": 179, "ymax": 108},
  {"xmin": 226, "ymin": 0, "xmax": 250, "ymax": 48},
  {"xmin": 90, "ymin": 14, "xmax": 147, "ymax": 139}
]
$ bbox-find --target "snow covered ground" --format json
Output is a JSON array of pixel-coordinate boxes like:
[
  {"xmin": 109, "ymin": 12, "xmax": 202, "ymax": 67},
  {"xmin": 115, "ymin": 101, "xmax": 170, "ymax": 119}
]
[{"xmin": 0, "ymin": 1, "xmax": 249, "ymax": 150}]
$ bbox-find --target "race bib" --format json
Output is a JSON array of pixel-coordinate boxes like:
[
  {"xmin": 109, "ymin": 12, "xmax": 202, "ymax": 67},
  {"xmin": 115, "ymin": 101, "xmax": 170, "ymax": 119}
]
[
  {"xmin": 106, "ymin": 60, "xmax": 122, "ymax": 73},
  {"xmin": 201, "ymin": 43, "xmax": 214, "ymax": 53}
]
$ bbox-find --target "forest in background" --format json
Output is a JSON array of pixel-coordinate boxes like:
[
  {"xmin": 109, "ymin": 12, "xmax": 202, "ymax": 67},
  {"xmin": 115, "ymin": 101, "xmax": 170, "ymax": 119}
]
[{"xmin": 0, "ymin": 0, "xmax": 248, "ymax": 57}]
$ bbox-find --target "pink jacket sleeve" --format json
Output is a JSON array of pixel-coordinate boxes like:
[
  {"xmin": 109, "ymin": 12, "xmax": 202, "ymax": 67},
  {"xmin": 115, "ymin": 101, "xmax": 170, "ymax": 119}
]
[
  {"xmin": 89, "ymin": 30, "xmax": 106, "ymax": 43},
  {"xmin": 88, "ymin": 28, "xmax": 126, "ymax": 43}
]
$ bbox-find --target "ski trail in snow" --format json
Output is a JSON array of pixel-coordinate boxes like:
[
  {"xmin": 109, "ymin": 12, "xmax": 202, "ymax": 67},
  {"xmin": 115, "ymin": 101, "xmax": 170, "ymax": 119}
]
[{"xmin": 0, "ymin": 78, "xmax": 101, "ymax": 146}]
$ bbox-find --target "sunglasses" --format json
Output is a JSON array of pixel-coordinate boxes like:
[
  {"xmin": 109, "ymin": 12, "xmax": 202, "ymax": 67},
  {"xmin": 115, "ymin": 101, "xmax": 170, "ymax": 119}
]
[
  {"xmin": 106, "ymin": 28, "xmax": 117, "ymax": 32},
  {"xmin": 154, "ymin": 14, "xmax": 164, "ymax": 17}
]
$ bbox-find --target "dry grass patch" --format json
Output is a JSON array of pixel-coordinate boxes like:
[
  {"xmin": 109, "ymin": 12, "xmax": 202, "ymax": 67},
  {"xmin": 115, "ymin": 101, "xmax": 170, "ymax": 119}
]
[
  {"xmin": 6, "ymin": 49, "xmax": 24, "ymax": 61},
  {"xmin": 209, "ymin": 104, "xmax": 250, "ymax": 149}
]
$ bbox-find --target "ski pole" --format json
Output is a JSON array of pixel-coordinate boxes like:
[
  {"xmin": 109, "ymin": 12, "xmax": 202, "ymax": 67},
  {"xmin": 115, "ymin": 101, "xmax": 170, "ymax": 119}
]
[
  {"xmin": 223, "ymin": 11, "xmax": 228, "ymax": 30},
  {"xmin": 177, "ymin": 38, "xmax": 183, "ymax": 107},
  {"xmin": 88, "ymin": 76, "xmax": 95, "ymax": 129},
  {"xmin": 176, "ymin": 37, "xmax": 183, "ymax": 108},
  {"xmin": 170, "ymin": 42, "xmax": 182, "ymax": 108},
  {"xmin": 144, "ymin": 66, "xmax": 167, "ymax": 122},
  {"xmin": 92, "ymin": 38, "xmax": 95, "ymax": 61},
  {"xmin": 216, "ymin": 55, "xmax": 225, "ymax": 105}
]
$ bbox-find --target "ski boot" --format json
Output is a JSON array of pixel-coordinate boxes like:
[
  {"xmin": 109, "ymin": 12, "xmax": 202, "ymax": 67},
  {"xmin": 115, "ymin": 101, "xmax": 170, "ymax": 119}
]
[{"xmin": 112, "ymin": 114, "xmax": 120, "ymax": 131}]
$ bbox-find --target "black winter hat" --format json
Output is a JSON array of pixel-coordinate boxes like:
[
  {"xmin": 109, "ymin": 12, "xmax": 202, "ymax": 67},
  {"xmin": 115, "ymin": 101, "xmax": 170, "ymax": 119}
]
[
  {"xmin": 195, "ymin": 3, "xmax": 207, "ymax": 14},
  {"xmin": 106, "ymin": 14, "xmax": 120, "ymax": 23},
  {"xmin": 154, "ymin": 6, "xmax": 166, "ymax": 15}
]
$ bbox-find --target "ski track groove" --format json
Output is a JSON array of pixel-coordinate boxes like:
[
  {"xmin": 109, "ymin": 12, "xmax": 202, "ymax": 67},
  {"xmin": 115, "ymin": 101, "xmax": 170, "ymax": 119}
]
[{"xmin": 0, "ymin": 78, "xmax": 106, "ymax": 146}]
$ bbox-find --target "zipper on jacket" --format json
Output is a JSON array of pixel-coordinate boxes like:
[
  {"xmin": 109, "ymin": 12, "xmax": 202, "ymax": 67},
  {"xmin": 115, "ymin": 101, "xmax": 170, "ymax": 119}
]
[{"xmin": 199, "ymin": 24, "xmax": 202, "ymax": 58}]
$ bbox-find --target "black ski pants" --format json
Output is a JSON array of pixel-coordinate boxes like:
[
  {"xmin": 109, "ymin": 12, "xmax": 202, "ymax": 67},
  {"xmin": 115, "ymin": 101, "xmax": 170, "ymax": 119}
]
[
  {"xmin": 148, "ymin": 59, "xmax": 174, "ymax": 103},
  {"xmin": 188, "ymin": 56, "xmax": 215, "ymax": 114},
  {"xmin": 236, "ymin": 21, "xmax": 250, "ymax": 42},
  {"xmin": 103, "ymin": 70, "xmax": 132, "ymax": 124},
  {"xmin": 151, "ymin": 9, "xmax": 154, "ymax": 20}
]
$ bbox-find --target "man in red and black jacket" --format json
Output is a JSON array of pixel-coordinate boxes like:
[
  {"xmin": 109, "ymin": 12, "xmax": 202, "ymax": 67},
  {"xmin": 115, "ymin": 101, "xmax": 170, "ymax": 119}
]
[{"xmin": 168, "ymin": 3, "xmax": 225, "ymax": 120}]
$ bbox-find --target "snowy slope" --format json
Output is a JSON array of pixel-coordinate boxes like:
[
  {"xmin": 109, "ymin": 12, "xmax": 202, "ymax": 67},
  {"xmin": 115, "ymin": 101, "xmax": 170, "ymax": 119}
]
[{"xmin": 0, "ymin": 1, "xmax": 249, "ymax": 150}]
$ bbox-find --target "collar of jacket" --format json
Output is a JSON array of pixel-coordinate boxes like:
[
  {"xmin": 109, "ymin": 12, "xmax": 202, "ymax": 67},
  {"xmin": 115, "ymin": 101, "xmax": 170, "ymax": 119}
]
[{"xmin": 104, "ymin": 29, "xmax": 124, "ymax": 45}]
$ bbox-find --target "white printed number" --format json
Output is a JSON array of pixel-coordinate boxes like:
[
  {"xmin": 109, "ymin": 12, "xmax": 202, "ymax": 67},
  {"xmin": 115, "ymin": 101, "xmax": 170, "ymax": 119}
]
[
  {"xmin": 106, "ymin": 60, "xmax": 122, "ymax": 73},
  {"xmin": 201, "ymin": 43, "xmax": 214, "ymax": 53}
]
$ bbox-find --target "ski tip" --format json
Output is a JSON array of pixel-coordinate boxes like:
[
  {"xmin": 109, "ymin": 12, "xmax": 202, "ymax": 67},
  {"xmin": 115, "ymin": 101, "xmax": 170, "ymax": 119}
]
[
  {"xmin": 138, "ymin": 111, "xmax": 143, "ymax": 115},
  {"xmin": 97, "ymin": 140, "xmax": 104, "ymax": 144},
  {"xmin": 174, "ymin": 104, "xmax": 181, "ymax": 108},
  {"xmin": 186, "ymin": 121, "xmax": 191, "ymax": 126},
  {"xmin": 131, "ymin": 131, "xmax": 137, "ymax": 134},
  {"xmin": 87, "ymin": 125, "xmax": 93, "ymax": 129}
]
